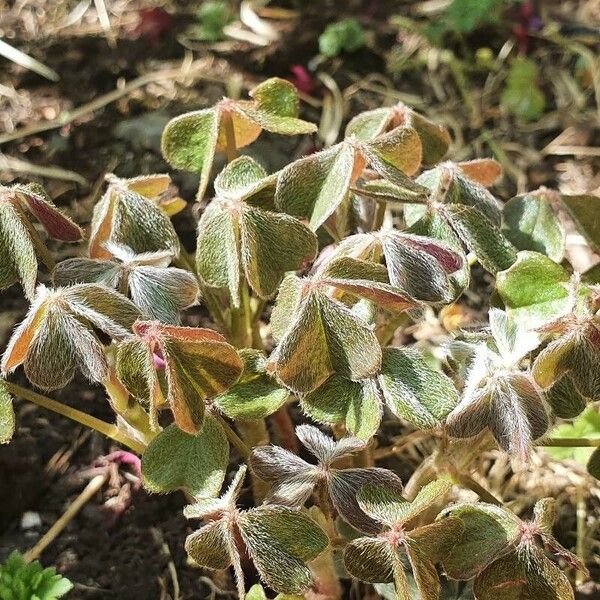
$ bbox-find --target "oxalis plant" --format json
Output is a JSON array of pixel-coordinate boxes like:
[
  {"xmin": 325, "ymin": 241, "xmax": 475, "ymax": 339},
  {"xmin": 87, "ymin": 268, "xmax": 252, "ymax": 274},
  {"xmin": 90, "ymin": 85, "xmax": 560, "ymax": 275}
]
[{"xmin": 0, "ymin": 77, "xmax": 599, "ymax": 599}]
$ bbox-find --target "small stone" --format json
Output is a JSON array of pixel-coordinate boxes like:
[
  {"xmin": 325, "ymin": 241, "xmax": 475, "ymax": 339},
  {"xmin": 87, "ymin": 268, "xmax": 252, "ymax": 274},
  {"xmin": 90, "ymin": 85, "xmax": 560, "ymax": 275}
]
[{"xmin": 21, "ymin": 511, "xmax": 42, "ymax": 530}]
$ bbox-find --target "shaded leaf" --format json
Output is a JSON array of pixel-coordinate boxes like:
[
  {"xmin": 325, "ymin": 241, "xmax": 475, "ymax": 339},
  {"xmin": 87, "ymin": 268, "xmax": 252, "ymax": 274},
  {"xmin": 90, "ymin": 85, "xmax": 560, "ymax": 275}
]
[
  {"xmin": 343, "ymin": 537, "xmax": 395, "ymax": 583},
  {"xmin": 185, "ymin": 519, "xmax": 233, "ymax": 570},
  {"xmin": 141, "ymin": 416, "xmax": 228, "ymax": 497},
  {"xmin": 559, "ymin": 193, "xmax": 600, "ymax": 252},
  {"xmin": 544, "ymin": 375, "xmax": 587, "ymax": 419},
  {"xmin": 588, "ymin": 447, "xmax": 600, "ymax": 479}
]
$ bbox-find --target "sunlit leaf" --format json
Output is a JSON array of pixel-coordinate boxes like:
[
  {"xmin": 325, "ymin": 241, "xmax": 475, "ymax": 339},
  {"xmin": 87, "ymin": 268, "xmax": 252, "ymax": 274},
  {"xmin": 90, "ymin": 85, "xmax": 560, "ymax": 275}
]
[
  {"xmin": 0, "ymin": 381, "xmax": 15, "ymax": 444},
  {"xmin": 503, "ymin": 192, "xmax": 564, "ymax": 262},
  {"xmin": 501, "ymin": 57, "xmax": 546, "ymax": 121}
]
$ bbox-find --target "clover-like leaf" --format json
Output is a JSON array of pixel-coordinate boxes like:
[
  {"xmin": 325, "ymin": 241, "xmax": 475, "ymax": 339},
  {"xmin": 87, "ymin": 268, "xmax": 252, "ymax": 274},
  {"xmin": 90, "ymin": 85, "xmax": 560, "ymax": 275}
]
[
  {"xmin": 162, "ymin": 78, "xmax": 316, "ymax": 199},
  {"xmin": 238, "ymin": 506, "xmax": 329, "ymax": 595},
  {"xmin": 345, "ymin": 102, "xmax": 451, "ymax": 165},
  {"xmin": 588, "ymin": 447, "xmax": 600, "ymax": 479},
  {"xmin": 269, "ymin": 275, "xmax": 382, "ymax": 393},
  {"xmin": 141, "ymin": 415, "xmax": 228, "ymax": 497},
  {"xmin": 301, "ymin": 375, "xmax": 382, "ymax": 440},
  {"xmin": 501, "ymin": 56, "xmax": 546, "ymax": 121},
  {"xmin": 439, "ymin": 503, "xmax": 520, "ymax": 580},
  {"xmin": 214, "ymin": 349, "xmax": 290, "ymax": 420},
  {"xmin": 55, "ymin": 244, "xmax": 199, "ymax": 324},
  {"xmin": 251, "ymin": 425, "xmax": 403, "ymax": 534},
  {"xmin": 0, "ymin": 381, "xmax": 15, "ymax": 444},
  {"xmin": 1, "ymin": 284, "xmax": 139, "ymax": 390},
  {"xmin": 403, "ymin": 162, "xmax": 516, "ymax": 274},
  {"xmin": 496, "ymin": 251, "xmax": 574, "ymax": 327},
  {"xmin": 378, "ymin": 347, "xmax": 458, "ymax": 430},
  {"xmin": 559, "ymin": 192, "xmax": 600, "ymax": 252},
  {"xmin": 473, "ymin": 548, "xmax": 574, "ymax": 600},
  {"xmin": 276, "ymin": 127, "xmax": 422, "ymax": 231},
  {"xmin": 184, "ymin": 465, "xmax": 328, "ymax": 597},
  {"xmin": 117, "ymin": 321, "xmax": 242, "ymax": 433},
  {"xmin": 503, "ymin": 191, "xmax": 565, "ymax": 262},
  {"xmin": 543, "ymin": 375, "xmax": 587, "ymax": 419},
  {"xmin": 197, "ymin": 157, "xmax": 317, "ymax": 306},
  {"xmin": 343, "ymin": 480, "xmax": 463, "ymax": 600},
  {"xmin": 0, "ymin": 184, "xmax": 82, "ymax": 299},
  {"xmin": 89, "ymin": 174, "xmax": 180, "ymax": 259}
]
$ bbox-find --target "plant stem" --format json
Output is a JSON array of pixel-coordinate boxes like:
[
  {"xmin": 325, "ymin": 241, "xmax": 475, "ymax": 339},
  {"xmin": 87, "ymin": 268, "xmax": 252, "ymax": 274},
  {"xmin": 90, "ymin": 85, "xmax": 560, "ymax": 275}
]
[
  {"xmin": 5, "ymin": 381, "xmax": 146, "ymax": 454},
  {"xmin": 537, "ymin": 438, "xmax": 600, "ymax": 447},
  {"xmin": 222, "ymin": 110, "xmax": 237, "ymax": 163},
  {"xmin": 450, "ymin": 471, "xmax": 503, "ymax": 506},
  {"xmin": 212, "ymin": 412, "xmax": 251, "ymax": 461},
  {"xmin": 271, "ymin": 405, "xmax": 298, "ymax": 453}
]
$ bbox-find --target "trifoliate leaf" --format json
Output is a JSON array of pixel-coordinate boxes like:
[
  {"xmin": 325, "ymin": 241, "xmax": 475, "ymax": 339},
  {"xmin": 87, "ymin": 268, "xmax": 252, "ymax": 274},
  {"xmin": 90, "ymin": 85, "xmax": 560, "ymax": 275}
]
[
  {"xmin": 559, "ymin": 193, "xmax": 600, "ymax": 252},
  {"xmin": 346, "ymin": 102, "xmax": 451, "ymax": 166},
  {"xmin": 496, "ymin": 251, "xmax": 572, "ymax": 327},
  {"xmin": 473, "ymin": 548, "xmax": 573, "ymax": 600},
  {"xmin": 301, "ymin": 375, "xmax": 382, "ymax": 440},
  {"xmin": 439, "ymin": 503, "xmax": 520, "ymax": 580},
  {"xmin": 55, "ymin": 246, "xmax": 198, "ymax": 324},
  {"xmin": 119, "ymin": 322, "xmax": 242, "ymax": 434},
  {"xmin": 343, "ymin": 537, "xmax": 395, "ymax": 583},
  {"xmin": 276, "ymin": 130, "xmax": 421, "ymax": 231},
  {"xmin": 141, "ymin": 416, "xmax": 228, "ymax": 497},
  {"xmin": 0, "ymin": 381, "xmax": 15, "ymax": 444},
  {"xmin": 378, "ymin": 347, "xmax": 458, "ymax": 430},
  {"xmin": 270, "ymin": 281, "xmax": 382, "ymax": 393},
  {"xmin": 214, "ymin": 349, "xmax": 290, "ymax": 420},
  {"xmin": 90, "ymin": 175, "xmax": 180, "ymax": 259},
  {"xmin": 197, "ymin": 158, "xmax": 317, "ymax": 306},
  {"xmin": 501, "ymin": 56, "xmax": 546, "ymax": 121},
  {"xmin": 1, "ymin": 284, "xmax": 139, "ymax": 390},
  {"xmin": 503, "ymin": 192, "xmax": 565, "ymax": 262},
  {"xmin": 185, "ymin": 518, "xmax": 233, "ymax": 569},
  {"xmin": 162, "ymin": 79, "xmax": 316, "ymax": 199}
]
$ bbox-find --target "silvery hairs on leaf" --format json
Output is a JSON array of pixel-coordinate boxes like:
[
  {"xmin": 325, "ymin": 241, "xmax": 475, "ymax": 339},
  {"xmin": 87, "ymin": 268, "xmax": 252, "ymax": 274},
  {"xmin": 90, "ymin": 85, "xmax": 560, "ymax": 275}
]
[
  {"xmin": 0, "ymin": 380, "xmax": 15, "ymax": 444},
  {"xmin": 196, "ymin": 156, "xmax": 317, "ymax": 307},
  {"xmin": 161, "ymin": 77, "xmax": 317, "ymax": 200},
  {"xmin": 54, "ymin": 243, "xmax": 199, "ymax": 324},
  {"xmin": 116, "ymin": 321, "xmax": 242, "ymax": 434},
  {"xmin": 275, "ymin": 124, "xmax": 423, "ymax": 231},
  {"xmin": 0, "ymin": 183, "xmax": 82, "ymax": 299},
  {"xmin": 250, "ymin": 424, "xmax": 403, "ymax": 534},
  {"xmin": 345, "ymin": 102, "xmax": 451, "ymax": 166},
  {"xmin": 445, "ymin": 309, "xmax": 548, "ymax": 459},
  {"xmin": 440, "ymin": 498, "xmax": 587, "ymax": 599},
  {"xmin": 401, "ymin": 161, "xmax": 517, "ymax": 274},
  {"xmin": 342, "ymin": 479, "xmax": 463, "ymax": 600},
  {"xmin": 301, "ymin": 346, "xmax": 458, "ymax": 439},
  {"xmin": 268, "ymin": 274, "xmax": 384, "ymax": 393},
  {"xmin": 89, "ymin": 174, "xmax": 180, "ymax": 260},
  {"xmin": 1, "ymin": 283, "xmax": 139, "ymax": 390},
  {"xmin": 315, "ymin": 230, "xmax": 463, "ymax": 303},
  {"xmin": 183, "ymin": 465, "xmax": 329, "ymax": 597}
]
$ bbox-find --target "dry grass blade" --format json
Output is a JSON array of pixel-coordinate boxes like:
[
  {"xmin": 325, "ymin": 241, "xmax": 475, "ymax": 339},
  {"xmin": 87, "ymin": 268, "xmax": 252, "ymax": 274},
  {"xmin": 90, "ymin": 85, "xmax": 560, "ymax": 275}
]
[{"xmin": 0, "ymin": 38, "xmax": 59, "ymax": 82}]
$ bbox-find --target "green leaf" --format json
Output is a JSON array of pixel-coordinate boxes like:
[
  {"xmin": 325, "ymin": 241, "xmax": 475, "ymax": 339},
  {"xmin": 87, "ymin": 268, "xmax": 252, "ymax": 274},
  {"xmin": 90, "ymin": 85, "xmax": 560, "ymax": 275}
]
[
  {"xmin": 544, "ymin": 406, "xmax": 600, "ymax": 465},
  {"xmin": 496, "ymin": 251, "xmax": 571, "ymax": 327},
  {"xmin": 560, "ymin": 193, "xmax": 600, "ymax": 252},
  {"xmin": 378, "ymin": 347, "xmax": 458, "ymax": 429},
  {"xmin": 445, "ymin": 204, "xmax": 516, "ymax": 273},
  {"xmin": 194, "ymin": 1, "xmax": 231, "ymax": 41},
  {"xmin": 250, "ymin": 77, "xmax": 300, "ymax": 119},
  {"xmin": 214, "ymin": 155, "xmax": 274, "ymax": 200},
  {"xmin": 588, "ymin": 447, "xmax": 600, "ymax": 479},
  {"xmin": 440, "ymin": 503, "xmax": 520, "ymax": 580},
  {"xmin": 503, "ymin": 192, "xmax": 565, "ymax": 262},
  {"xmin": 343, "ymin": 537, "xmax": 395, "ymax": 583},
  {"xmin": 319, "ymin": 19, "xmax": 365, "ymax": 57},
  {"xmin": 238, "ymin": 506, "xmax": 328, "ymax": 595},
  {"xmin": 276, "ymin": 143, "xmax": 356, "ymax": 231},
  {"xmin": 0, "ymin": 200, "xmax": 38, "ymax": 299},
  {"xmin": 141, "ymin": 415, "xmax": 228, "ymax": 497},
  {"xmin": 473, "ymin": 548, "xmax": 574, "ymax": 600},
  {"xmin": 501, "ymin": 57, "xmax": 546, "ymax": 121},
  {"xmin": 161, "ymin": 108, "xmax": 220, "ymax": 200},
  {"xmin": 185, "ymin": 519, "xmax": 233, "ymax": 570},
  {"xmin": 446, "ymin": 0, "xmax": 508, "ymax": 32},
  {"xmin": 301, "ymin": 375, "xmax": 382, "ymax": 440},
  {"xmin": 544, "ymin": 375, "xmax": 587, "ymax": 419},
  {"xmin": 245, "ymin": 584, "xmax": 268, "ymax": 600},
  {"xmin": 271, "ymin": 285, "xmax": 382, "ymax": 393},
  {"xmin": 215, "ymin": 350, "xmax": 290, "ymax": 419},
  {"xmin": 0, "ymin": 381, "xmax": 15, "ymax": 444}
]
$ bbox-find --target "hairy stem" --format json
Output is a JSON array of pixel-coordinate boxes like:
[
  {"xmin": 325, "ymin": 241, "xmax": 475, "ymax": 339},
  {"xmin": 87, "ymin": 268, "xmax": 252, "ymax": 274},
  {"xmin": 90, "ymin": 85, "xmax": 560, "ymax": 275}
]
[
  {"xmin": 212, "ymin": 412, "xmax": 251, "ymax": 461},
  {"xmin": 236, "ymin": 418, "xmax": 270, "ymax": 503},
  {"xmin": 450, "ymin": 471, "xmax": 503, "ymax": 506},
  {"xmin": 5, "ymin": 381, "xmax": 146, "ymax": 454},
  {"xmin": 537, "ymin": 438, "xmax": 600, "ymax": 447}
]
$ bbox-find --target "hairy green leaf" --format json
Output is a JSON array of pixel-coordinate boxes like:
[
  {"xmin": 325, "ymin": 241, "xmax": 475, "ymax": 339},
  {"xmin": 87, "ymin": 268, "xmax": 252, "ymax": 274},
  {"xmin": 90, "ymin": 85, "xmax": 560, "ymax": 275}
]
[
  {"xmin": 559, "ymin": 193, "xmax": 600, "ymax": 252},
  {"xmin": 0, "ymin": 381, "xmax": 15, "ymax": 444}
]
